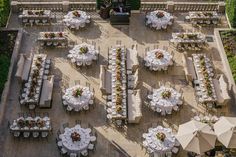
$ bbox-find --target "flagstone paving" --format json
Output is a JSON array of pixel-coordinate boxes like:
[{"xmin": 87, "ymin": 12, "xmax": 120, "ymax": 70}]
[{"xmin": 0, "ymin": 11, "xmax": 234, "ymax": 157}]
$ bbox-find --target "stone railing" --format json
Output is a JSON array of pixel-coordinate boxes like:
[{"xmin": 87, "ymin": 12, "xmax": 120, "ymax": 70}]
[
  {"xmin": 140, "ymin": 1, "xmax": 225, "ymax": 13},
  {"xmin": 214, "ymin": 29, "xmax": 236, "ymax": 100},
  {"xmin": 11, "ymin": 1, "xmax": 97, "ymax": 12}
]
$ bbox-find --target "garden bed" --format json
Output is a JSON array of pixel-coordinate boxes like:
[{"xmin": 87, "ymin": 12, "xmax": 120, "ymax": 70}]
[
  {"xmin": 220, "ymin": 30, "xmax": 236, "ymax": 83},
  {"xmin": 0, "ymin": 30, "xmax": 17, "ymax": 97},
  {"xmin": 0, "ymin": 0, "xmax": 10, "ymax": 27}
]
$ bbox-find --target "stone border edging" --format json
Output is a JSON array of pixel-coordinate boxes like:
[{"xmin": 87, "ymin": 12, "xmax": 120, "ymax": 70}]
[
  {"xmin": 214, "ymin": 28, "xmax": 236, "ymax": 100},
  {"xmin": 0, "ymin": 28, "xmax": 23, "ymax": 125}
]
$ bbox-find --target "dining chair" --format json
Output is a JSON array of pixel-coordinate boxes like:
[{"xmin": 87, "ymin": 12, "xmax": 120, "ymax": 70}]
[
  {"xmin": 75, "ymin": 119, "xmax": 81, "ymax": 125},
  {"xmin": 62, "ymin": 123, "xmax": 69, "ymax": 129},
  {"xmin": 81, "ymin": 150, "xmax": 88, "ymax": 156},
  {"xmin": 70, "ymin": 153, "xmax": 77, "ymax": 157}
]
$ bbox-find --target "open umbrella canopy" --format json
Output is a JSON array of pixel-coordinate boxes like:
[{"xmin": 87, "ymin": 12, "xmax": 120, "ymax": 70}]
[
  {"xmin": 176, "ymin": 120, "xmax": 216, "ymax": 155},
  {"xmin": 214, "ymin": 116, "xmax": 236, "ymax": 148}
]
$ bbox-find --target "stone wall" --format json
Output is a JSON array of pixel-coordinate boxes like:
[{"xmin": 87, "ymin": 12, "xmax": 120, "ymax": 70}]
[
  {"xmin": 214, "ymin": 28, "xmax": 236, "ymax": 100},
  {"xmin": 0, "ymin": 29, "xmax": 23, "ymax": 123},
  {"xmin": 11, "ymin": 1, "xmax": 225, "ymax": 13}
]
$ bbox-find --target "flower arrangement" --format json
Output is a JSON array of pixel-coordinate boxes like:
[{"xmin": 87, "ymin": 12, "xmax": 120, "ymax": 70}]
[
  {"xmin": 72, "ymin": 88, "xmax": 83, "ymax": 97},
  {"xmin": 177, "ymin": 34, "xmax": 198, "ymax": 40},
  {"xmin": 161, "ymin": 90, "xmax": 172, "ymax": 99},
  {"xmin": 58, "ymin": 32, "xmax": 63, "ymax": 37},
  {"xmin": 27, "ymin": 10, "xmax": 34, "ymax": 15},
  {"xmin": 44, "ymin": 33, "xmax": 49, "ymax": 38},
  {"xmin": 71, "ymin": 132, "xmax": 81, "ymax": 142},
  {"xmin": 156, "ymin": 132, "xmax": 166, "ymax": 142},
  {"xmin": 79, "ymin": 46, "xmax": 89, "ymax": 54},
  {"xmin": 116, "ymin": 105, "xmax": 123, "ymax": 112},
  {"xmin": 203, "ymin": 12, "xmax": 213, "ymax": 17},
  {"xmin": 49, "ymin": 33, "xmax": 55, "ymax": 38},
  {"xmin": 72, "ymin": 11, "xmax": 81, "ymax": 17},
  {"xmin": 199, "ymin": 55, "xmax": 213, "ymax": 96},
  {"xmin": 16, "ymin": 118, "xmax": 46, "ymax": 128},
  {"xmin": 156, "ymin": 11, "xmax": 165, "ymax": 18},
  {"xmin": 155, "ymin": 52, "xmax": 164, "ymax": 59}
]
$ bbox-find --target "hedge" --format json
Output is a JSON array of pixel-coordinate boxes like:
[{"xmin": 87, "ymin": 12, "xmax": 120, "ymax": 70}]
[
  {"xmin": 226, "ymin": 0, "xmax": 236, "ymax": 28},
  {"xmin": 0, "ymin": 0, "xmax": 10, "ymax": 27}
]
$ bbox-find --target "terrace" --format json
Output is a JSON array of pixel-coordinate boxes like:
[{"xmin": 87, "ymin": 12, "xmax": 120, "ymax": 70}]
[{"xmin": 0, "ymin": 0, "xmax": 236, "ymax": 157}]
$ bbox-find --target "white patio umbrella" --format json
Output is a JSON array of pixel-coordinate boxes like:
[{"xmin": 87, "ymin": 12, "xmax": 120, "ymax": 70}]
[
  {"xmin": 214, "ymin": 116, "xmax": 236, "ymax": 148},
  {"xmin": 175, "ymin": 120, "xmax": 216, "ymax": 155}
]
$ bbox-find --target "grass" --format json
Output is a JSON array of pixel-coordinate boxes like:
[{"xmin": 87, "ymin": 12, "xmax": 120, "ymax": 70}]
[{"xmin": 220, "ymin": 30, "xmax": 236, "ymax": 82}]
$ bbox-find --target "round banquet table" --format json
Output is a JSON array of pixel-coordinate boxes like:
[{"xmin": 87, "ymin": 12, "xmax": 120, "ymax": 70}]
[
  {"xmin": 144, "ymin": 49, "xmax": 173, "ymax": 71},
  {"xmin": 148, "ymin": 86, "xmax": 182, "ymax": 115},
  {"xmin": 142, "ymin": 126, "xmax": 176, "ymax": 154},
  {"xmin": 146, "ymin": 10, "xmax": 173, "ymax": 30},
  {"xmin": 63, "ymin": 10, "xmax": 91, "ymax": 29},
  {"xmin": 68, "ymin": 43, "xmax": 98, "ymax": 66},
  {"xmin": 60, "ymin": 125, "xmax": 92, "ymax": 154},
  {"xmin": 63, "ymin": 85, "xmax": 94, "ymax": 111}
]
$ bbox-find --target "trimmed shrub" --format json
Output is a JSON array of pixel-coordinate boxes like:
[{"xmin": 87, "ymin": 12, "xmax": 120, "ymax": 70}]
[{"xmin": 0, "ymin": 0, "xmax": 10, "ymax": 27}]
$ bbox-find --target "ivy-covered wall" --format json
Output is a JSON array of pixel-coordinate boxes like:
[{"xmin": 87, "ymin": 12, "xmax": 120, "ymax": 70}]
[
  {"xmin": 0, "ymin": 0, "xmax": 10, "ymax": 27},
  {"xmin": 226, "ymin": 0, "xmax": 236, "ymax": 28}
]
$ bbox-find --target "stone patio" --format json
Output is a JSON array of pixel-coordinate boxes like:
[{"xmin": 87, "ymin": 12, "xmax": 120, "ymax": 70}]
[{"xmin": 0, "ymin": 10, "xmax": 235, "ymax": 157}]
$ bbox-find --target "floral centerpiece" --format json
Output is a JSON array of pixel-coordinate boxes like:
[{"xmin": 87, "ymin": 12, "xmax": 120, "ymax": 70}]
[
  {"xmin": 156, "ymin": 11, "xmax": 165, "ymax": 18},
  {"xmin": 79, "ymin": 46, "xmax": 89, "ymax": 54},
  {"xmin": 17, "ymin": 119, "xmax": 25, "ymax": 128},
  {"xmin": 73, "ymin": 88, "xmax": 83, "ymax": 97},
  {"xmin": 203, "ymin": 12, "xmax": 213, "ymax": 17},
  {"xmin": 156, "ymin": 132, "xmax": 166, "ymax": 142},
  {"xmin": 72, "ymin": 11, "xmax": 81, "ymax": 17},
  {"xmin": 199, "ymin": 55, "xmax": 213, "ymax": 96},
  {"xmin": 161, "ymin": 90, "xmax": 172, "ymax": 99},
  {"xmin": 44, "ymin": 33, "xmax": 49, "ymax": 38},
  {"xmin": 116, "ymin": 105, "xmax": 123, "ymax": 112},
  {"xmin": 36, "ymin": 119, "xmax": 45, "ymax": 128},
  {"xmin": 58, "ymin": 32, "xmax": 63, "ymax": 37},
  {"xmin": 49, "ymin": 33, "xmax": 55, "ymax": 38},
  {"xmin": 27, "ymin": 10, "xmax": 34, "ymax": 15},
  {"xmin": 155, "ymin": 52, "xmax": 164, "ymax": 59},
  {"xmin": 71, "ymin": 132, "xmax": 81, "ymax": 142}
]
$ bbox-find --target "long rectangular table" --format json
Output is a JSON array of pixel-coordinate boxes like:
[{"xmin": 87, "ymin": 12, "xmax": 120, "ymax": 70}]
[
  {"xmin": 19, "ymin": 10, "xmax": 52, "ymax": 25},
  {"xmin": 21, "ymin": 54, "xmax": 48, "ymax": 106},
  {"xmin": 38, "ymin": 32, "xmax": 68, "ymax": 47},
  {"xmin": 110, "ymin": 46, "xmax": 127, "ymax": 120},
  {"xmin": 188, "ymin": 11, "xmax": 220, "ymax": 25},
  {"xmin": 192, "ymin": 54, "xmax": 217, "ymax": 103}
]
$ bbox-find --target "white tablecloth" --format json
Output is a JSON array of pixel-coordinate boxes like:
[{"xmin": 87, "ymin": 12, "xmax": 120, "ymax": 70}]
[
  {"xmin": 63, "ymin": 10, "xmax": 90, "ymax": 29},
  {"xmin": 107, "ymin": 46, "xmax": 127, "ymax": 119},
  {"xmin": 68, "ymin": 43, "xmax": 98, "ymax": 66},
  {"xmin": 192, "ymin": 54, "xmax": 217, "ymax": 103},
  {"xmin": 149, "ymin": 86, "xmax": 182, "ymax": 115},
  {"xmin": 60, "ymin": 125, "xmax": 91, "ymax": 154},
  {"xmin": 63, "ymin": 85, "xmax": 93, "ymax": 111},
  {"xmin": 171, "ymin": 33, "xmax": 206, "ymax": 44},
  {"xmin": 144, "ymin": 49, "xmax": 173, "ymax": 71},
  {"xmin": 22, "ymin": 54, "xmax": 47, "ymax": 104},
  {"xmin": 146, "ymin": 10, "xmax": 173, "ymax": 30},
  {"xmin": 143, "ymin": 126, "xmax": 176, "ymax": 153},
  {"xmin": 20, "ymin": 10, "xmax": 51, "ymax": 18}
]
